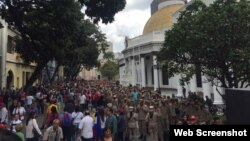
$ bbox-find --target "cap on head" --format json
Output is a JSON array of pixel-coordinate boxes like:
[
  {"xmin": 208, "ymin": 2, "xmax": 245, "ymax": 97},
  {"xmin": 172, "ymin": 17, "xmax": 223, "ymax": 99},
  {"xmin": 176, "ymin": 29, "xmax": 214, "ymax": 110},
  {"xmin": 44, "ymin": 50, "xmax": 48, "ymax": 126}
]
[
  {"xmin": 149, "ymin": 106, "xmax": 154, "ymax": 109},
  {"xmin": 189, "ymin": 115, "xmax": 197, "ymax": 121},
  {"xmin": 107, "ymin": 103, "xmax": 112, "ymax": 108}
]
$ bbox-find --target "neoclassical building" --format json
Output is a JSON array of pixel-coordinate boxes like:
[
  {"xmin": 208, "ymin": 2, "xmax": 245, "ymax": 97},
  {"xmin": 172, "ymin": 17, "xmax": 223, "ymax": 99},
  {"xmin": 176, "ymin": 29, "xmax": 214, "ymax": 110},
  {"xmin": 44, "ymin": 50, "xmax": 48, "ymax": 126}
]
[{"xmin": 119, "ymin": 0, "xmax": 223, "ymax": 104}]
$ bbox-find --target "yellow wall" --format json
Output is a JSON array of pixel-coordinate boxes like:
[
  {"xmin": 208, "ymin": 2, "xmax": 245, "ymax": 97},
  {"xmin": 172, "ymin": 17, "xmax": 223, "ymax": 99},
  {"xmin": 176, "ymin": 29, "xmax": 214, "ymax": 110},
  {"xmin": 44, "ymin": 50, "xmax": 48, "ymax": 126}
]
[{"xmin": 6, "ymin": 53, "xmax": 36, "ymax": 89}]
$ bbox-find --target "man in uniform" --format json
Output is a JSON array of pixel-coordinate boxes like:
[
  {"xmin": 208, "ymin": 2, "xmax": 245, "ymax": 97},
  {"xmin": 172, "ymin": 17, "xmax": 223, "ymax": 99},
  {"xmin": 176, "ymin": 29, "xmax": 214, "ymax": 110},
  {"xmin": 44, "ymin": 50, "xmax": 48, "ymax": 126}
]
[
  {"xmin": 137, "ymin": 100, "xmax": 148, "ymax": 141},
  {"xmin": 145, "ymin": 106, "xmax": 159, "ymax": 141}
]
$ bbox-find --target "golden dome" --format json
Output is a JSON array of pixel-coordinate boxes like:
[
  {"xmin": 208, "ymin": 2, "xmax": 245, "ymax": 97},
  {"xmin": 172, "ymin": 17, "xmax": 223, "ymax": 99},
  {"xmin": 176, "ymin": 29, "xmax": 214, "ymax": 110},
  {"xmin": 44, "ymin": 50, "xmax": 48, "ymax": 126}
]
[{"xmin": 143, "ymin": 4, "xmax": 183, "ymax": 34}]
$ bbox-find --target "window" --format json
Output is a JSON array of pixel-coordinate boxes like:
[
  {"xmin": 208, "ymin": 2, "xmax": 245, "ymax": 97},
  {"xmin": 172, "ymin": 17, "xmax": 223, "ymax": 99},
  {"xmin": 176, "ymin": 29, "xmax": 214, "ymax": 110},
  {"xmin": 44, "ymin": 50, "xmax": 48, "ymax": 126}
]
[
  {"xmin": 162, "ymin": 65, "xmax": 169, "ymax": 85},
  {"xmin": 7, "ymin": 36, "xmax": 16, "ymax": 54},
  {"xmin": 196, "ymin": 65, "xmax": 202, "ymax": 87}
]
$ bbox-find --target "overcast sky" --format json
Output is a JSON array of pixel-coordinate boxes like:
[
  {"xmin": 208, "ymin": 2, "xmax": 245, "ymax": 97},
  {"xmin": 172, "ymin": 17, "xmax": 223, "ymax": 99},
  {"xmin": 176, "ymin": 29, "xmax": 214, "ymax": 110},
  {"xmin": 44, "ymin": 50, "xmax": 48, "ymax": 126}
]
[
  {"xmin": 99, "ymin": 0, "xmax": 153, "ymax": 53},
  {"xmin": 99, "ymin": 0, "xmax": 192, "ymax": 53}
]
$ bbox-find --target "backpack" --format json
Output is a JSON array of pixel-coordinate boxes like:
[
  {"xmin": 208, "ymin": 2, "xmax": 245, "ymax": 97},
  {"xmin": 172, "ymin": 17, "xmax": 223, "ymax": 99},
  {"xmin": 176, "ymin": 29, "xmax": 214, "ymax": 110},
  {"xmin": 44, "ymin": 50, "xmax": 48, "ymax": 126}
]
[{"xmin": 62, "ymin": 113, "xmax": 71, "ymax": 127}]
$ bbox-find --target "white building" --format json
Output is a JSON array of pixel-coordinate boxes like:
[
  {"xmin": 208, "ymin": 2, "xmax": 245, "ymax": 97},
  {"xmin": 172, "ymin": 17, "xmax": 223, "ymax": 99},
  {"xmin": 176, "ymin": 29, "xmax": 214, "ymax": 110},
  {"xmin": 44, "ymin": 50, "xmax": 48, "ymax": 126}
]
[{"xmin": 119, "ymin": 0, "xmax": 224, "ymax": 104}]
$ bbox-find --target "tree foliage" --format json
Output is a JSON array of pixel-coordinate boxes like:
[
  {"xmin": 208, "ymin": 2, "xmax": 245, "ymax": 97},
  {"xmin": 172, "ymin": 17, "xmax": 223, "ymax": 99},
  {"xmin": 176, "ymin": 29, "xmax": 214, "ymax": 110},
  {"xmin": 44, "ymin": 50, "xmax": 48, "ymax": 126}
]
[
  {"xmin": 79, "ymin": 0, "xmax": 126, "ymax": 23},
  {"xmin": 158, "ymin": 0, "xmax": 250, "ymax": 88},
  {"xmin": 103, "ymin": 51, "xmax": 115, "ymax": 61},
  {"xmin": 100, "ymin": 60, "xmax": 119, "ymax": 80},
  {"xmin": 63, "ymin": 20, "xmax": 107, "ymax": 79},
  {"xmin": 0, "ymin": 0, "xmax": 125, "ymax": 89}
]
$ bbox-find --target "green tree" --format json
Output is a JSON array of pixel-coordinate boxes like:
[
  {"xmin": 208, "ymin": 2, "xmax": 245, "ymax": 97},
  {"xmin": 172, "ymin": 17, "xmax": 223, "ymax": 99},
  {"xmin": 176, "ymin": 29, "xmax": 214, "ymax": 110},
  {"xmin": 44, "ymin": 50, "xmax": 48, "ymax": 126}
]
[
  {"xmin": 100, "ymin": 60, "xmax": 119, "ymax": 80},
  {"xmin": 79, "ymin": 0, "xmax": 126, "ymax": 23},
  {"xmin": 158, "ymin": 0, "xmax": 250, "ymax": 88},
  {"xmin": 103, "ymin": 51, "xmax": 115, "ymax": 61},
  {"xmin": 60, "ymin": 19, "xmax": 107, "ymax": 80},
  {"xmin": 0, "ymin": 0, "xmax": 125, "ymax": 89}
]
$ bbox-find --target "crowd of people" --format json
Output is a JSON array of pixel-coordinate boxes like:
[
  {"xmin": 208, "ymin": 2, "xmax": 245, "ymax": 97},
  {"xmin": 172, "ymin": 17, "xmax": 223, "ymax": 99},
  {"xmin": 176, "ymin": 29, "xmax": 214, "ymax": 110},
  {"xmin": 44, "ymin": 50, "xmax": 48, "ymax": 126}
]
[{"xmin": 0, "ymin": 79, "xmax": 225, "ymax": 141}]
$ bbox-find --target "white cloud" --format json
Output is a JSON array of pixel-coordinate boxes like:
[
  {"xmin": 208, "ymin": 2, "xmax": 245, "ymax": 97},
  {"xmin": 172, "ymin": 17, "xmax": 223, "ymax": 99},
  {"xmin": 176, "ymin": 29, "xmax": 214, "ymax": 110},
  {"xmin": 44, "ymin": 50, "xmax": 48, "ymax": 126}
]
[
  {"xmin": 99, "ymin": 0, "xmax": 153, "ymax": 53},
  {"xmin": 125, "ymin": 0, "xmax": 152, "ymax": 11}
]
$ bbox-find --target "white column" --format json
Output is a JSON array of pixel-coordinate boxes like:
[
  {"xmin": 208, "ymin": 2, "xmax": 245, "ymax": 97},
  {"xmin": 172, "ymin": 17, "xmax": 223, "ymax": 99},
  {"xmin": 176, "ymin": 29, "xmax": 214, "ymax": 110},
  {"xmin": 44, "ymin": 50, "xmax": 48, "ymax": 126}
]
[
  {"xmin": 177, "ymin": 75, "xmax": 183, "ymax": 97},
  {"xmin": 141, "ymin": 57, "xmax": 146, "ymax": 87},
  {"xmin": 213, "ymin": 84, "xmax": 224, "ymax": 105},
  {"xmin": 190, "ymin": 74, "xmax": 197, "ymax": 93},
  {"xmin": 0, "ymin": 20, "xmax": 7, "ymax": 89},
  {"xmin": 131, "ymin": 57, "xmax": 136, "ymax": 86},
  {"xmin": 202, "ymin": 76, "xmax": 211, "ymax": 99},
  {"xmin": 153, "ymin": 55, "xmax": 158, "ymax": 91}
]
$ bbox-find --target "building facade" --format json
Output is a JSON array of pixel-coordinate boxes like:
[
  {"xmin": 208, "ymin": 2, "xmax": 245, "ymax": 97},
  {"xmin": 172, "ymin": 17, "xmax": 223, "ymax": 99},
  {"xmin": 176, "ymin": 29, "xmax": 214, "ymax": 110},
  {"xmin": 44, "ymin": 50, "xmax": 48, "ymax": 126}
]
[
  {"xmin": 119, "ymin": 0, "xmax": 224, "ymax": 104},
  {"xmin": 0, "ymin": 19, "xmax": 36, "ymax": 89}
]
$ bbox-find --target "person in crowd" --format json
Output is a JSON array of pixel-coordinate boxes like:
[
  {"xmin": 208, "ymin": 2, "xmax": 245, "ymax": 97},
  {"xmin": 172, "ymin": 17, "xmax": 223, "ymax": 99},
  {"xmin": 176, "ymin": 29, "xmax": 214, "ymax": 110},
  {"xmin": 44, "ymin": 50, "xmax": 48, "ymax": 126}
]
[
  {"xmin": 15, "ymin": 124, "xmax": 25, "ymax": 141},
  {"xmin": 12, "ymin": 101, "xmax": 26, "ymax": 121},
  {"xmin": 78, "ymin": 110, "xmax": 94, "ymax": 141},
  {"xmin": 10, "ymin": 114, "xmax": 22, "ymax": 132},
  {"xmin": 137, "ymin": 100, "xmax": 148, "ymax": 141},
  {"xmin": 80, "ymin": 93, "xmax": 86, "ymax": 112},
  {"xmin": 26, "ymin": 111, "xmax": 42, "ymax": 141},
  {"xmin": 60, "ymin": 108, "xmax": 72, "ymax": 141},
  {"xmin": 36, "ymin": 89, "xmax": 44, "ymax": 114},
  {"xmin": 104, "ymin": 127, "xmax": 113, "ymax": 141},
  {"xmin": 130, "ymin": 89, "xmax": 139, "ymax": 108},
  {"xmin": 0, "ymin": 128, "xmax": 22, "ymax": 141},
  {"xmin": 29, "ymin": 102, "xmax": 39, "ymax": 116},
  {"xmin": 47, "ymin": 100, "xmax": 59, "ymax": 114},
  {"xmin": 43, "ymin": 119, "xmax": 63, "ymax": 141},
  {"xmin": 9, "ymin": 99, "xmax": 18, "ymax": 118},
  {"xmin": 26, "ymin": 93, "xmax": 34, "ymax": 110},
  {"xmin": 105, "ymin": 108, "xmax": 117, "ymax": 140},
  {"xmin": 46, "ymin": 106, "xmax": 59, "ymax": 127},
  {"xmin": 71, "ymin": 106, "xmax": 84, "ymax": 141},
  {"xmin": 20, "ymin": 91, "xmax": 26, "ymax": 107},
  {"xmin": 145, "ymin": 106, "xmax": 159, "ymax": 141},
  {"xmin": 117, "ymin": 108, "xmax": 126, "ymax": 141},
  {"xmin": 127, "ymin": 106, "xmax": 138, "ymax": 141},
  {"xmin": 0, "ymin": 103, "xmax": 8, "ymax": 124},
  {"xmin": 95, "ymin": 108, "xmax": 106, "ymax": 141}
]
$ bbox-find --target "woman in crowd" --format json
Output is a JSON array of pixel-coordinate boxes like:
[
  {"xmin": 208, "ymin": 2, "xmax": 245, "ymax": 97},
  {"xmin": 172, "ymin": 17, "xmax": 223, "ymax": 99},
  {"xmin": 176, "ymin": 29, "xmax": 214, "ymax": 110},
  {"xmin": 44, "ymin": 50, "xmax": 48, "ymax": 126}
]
[
  {"xmin": 104, "ymin": 127, "xmax": 113, "ymax": 141},
  {"xmin": 26, "ymin": 111, "xmax": 42, "ymax": 141}
]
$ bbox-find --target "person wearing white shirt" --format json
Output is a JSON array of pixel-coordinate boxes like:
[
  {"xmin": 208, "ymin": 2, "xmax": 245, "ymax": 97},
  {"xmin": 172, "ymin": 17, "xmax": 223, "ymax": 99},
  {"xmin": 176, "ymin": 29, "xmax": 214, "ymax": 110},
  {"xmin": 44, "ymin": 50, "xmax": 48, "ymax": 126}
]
[
  {"xmin": 12, "ymin": 101, "xmax": 26, "ymax": 121},
  {"xmin": 72, "ymin": 108, "xmax": 84, "ymax": 126},
  {"xmin": 0, "ymin": 103, "xmax": 8, "ymax": 124},
  {"xmin": 27, "ymin": 95, "xmax": 34, "ymax": 107},
  {"xmin": 80, "ymin": 93, "xmax": 86, "ymax": 111},
  {"xmin": 71, "ymin": 106, "xmax": 84, "ymax": 141},
  {"xmin": 78, "ymin": 110, "xmax": 94, "ymax": 141},
  {"xmin": 10, "ymin": 114, "xmax": 22, "ymax": 132},
  {"xmin": 26, "ymin": 111, "xmax": 42, "ymax": 141}
]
